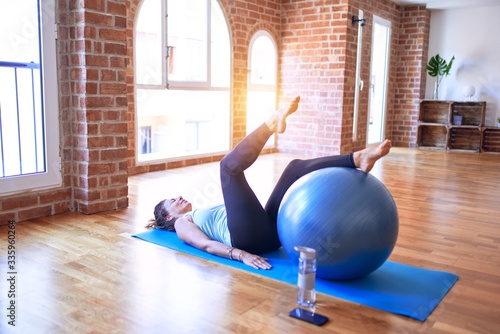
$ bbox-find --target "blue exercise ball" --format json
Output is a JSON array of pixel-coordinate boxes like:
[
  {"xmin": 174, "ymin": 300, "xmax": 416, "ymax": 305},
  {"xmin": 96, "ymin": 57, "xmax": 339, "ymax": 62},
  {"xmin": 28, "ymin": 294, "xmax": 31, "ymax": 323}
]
[{"xmin": 277, "ymin": 167, "xmax": 399, "ymax": 280}]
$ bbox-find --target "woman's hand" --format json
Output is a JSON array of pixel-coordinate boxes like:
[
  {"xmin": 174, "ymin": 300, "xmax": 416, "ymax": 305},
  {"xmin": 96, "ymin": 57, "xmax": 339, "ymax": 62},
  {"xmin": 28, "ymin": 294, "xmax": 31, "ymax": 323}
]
[
  {"xmin": 174, "ymin": 219, "xmax": 272, "ymax": 269},
  {"xmin": 240, "ymin": 251, "xmax": 272, "ymax": 270}
]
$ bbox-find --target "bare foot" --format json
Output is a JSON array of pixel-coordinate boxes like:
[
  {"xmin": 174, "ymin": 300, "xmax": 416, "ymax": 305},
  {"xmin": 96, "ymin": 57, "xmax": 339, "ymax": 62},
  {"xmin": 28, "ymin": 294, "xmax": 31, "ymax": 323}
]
[
  {"xmin": 354, "ymin": 139, "xmax": 392, "ymax": 173},
  {"xmin": 266, "ymin": 96, "xmax": 300, "ymax": 133}
]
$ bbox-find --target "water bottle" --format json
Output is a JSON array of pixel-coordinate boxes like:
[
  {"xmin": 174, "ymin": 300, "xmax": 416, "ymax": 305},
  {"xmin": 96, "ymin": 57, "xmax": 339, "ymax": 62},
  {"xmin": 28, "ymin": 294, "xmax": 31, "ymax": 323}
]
[{"xmin": 295, "ymin": 246, "xmax": 316, "ymax": 308}]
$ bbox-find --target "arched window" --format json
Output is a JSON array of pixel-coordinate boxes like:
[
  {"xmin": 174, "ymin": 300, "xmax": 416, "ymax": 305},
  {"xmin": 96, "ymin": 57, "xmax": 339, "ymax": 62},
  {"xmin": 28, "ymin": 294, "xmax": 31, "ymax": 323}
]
[
  {"xmin": 135, "ymin": 0, "xmax": 230, "ymax": 162},
  {"xmin": 247, "ymin": 31, "xmax": 277, "ymax": 146}
]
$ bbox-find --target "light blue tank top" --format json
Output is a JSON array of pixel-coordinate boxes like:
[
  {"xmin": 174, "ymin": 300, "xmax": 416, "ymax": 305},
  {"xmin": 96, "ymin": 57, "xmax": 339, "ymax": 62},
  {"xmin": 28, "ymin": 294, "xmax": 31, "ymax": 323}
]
[{"xmin": 186, "ymin": 204, "xmax": 232, "ymax": 246}]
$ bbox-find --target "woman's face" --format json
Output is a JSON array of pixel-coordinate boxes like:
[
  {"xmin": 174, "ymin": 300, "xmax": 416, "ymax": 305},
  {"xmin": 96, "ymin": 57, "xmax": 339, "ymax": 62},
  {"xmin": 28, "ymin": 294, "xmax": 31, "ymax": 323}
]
[{"xmin": 163, "ymin": 196, "xmax": 192, "ymax": 217}]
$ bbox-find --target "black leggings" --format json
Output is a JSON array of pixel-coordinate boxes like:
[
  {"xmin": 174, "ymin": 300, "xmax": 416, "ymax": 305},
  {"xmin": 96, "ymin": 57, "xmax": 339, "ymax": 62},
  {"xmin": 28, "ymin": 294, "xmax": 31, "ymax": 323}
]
[{"xmin": 220, "ymin": 123, "xmax": 356, "ymax": 254}]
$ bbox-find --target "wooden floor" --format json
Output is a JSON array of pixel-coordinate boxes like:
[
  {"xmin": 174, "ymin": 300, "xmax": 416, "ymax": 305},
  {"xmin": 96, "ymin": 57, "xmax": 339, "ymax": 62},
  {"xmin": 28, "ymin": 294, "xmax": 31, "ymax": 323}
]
[{"xmin": 1, "ymin": 148, "xmax": 500, "ymax": 333}]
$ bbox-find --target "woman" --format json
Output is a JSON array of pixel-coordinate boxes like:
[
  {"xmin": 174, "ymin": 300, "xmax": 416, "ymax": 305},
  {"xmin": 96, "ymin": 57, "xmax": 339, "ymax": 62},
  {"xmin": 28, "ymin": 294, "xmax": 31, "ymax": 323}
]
[{"xmin": 149, "ymin": 96, "xmax": 391, "ymax": 270}]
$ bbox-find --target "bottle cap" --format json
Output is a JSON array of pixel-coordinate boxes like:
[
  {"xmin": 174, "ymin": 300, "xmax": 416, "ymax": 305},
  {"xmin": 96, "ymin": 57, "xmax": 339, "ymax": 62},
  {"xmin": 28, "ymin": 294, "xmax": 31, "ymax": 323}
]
[{"xmin": 294, "ymin": 246, "xmax": 316, "ymax": 259}]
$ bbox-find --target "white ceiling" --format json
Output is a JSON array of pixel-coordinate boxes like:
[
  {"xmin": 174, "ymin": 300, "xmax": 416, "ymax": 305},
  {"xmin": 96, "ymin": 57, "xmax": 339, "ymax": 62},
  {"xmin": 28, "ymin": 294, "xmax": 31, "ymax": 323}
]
[{"xmin": 392, "ymin": 0, "xmax": 500, "ymax": 9}]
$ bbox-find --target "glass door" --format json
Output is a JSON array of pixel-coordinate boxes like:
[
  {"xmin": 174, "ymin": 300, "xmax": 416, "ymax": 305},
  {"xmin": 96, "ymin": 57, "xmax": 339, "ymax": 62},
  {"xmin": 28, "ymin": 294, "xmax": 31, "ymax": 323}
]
[{"xmin": 367, "ymin": 16, "xmax": 391, "ymax": 145}]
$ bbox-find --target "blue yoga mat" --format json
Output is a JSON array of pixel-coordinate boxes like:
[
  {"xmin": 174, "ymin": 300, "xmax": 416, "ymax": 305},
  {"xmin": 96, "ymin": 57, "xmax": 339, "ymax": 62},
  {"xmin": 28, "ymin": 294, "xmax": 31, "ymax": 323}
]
[{"xmin": 132, "ymin": 229, "xmax": 458, "ymax": 321}]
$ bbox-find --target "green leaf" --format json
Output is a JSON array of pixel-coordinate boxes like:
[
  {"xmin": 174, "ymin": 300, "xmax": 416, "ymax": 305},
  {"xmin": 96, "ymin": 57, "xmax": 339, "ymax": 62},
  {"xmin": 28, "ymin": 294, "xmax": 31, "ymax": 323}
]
[
  {"xmin": 427, "ymin": 54, "xmax": 454, "ymax": 78},
  {"xmin": 443, "ymin": 56, "xmax": 455, "ymax": 76}
]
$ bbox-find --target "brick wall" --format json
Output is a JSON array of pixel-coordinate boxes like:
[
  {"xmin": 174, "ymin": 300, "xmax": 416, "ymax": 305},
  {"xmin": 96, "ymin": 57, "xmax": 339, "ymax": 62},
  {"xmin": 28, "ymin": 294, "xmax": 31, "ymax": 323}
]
[
  {"xmin": 66, "ymin": 0, "xmax": 129, "ymax": 214},
  {"xmin": 393, "ymin": 5, "xmax": 430, "ymax": 147},
  {"xmin": 278, "ymin": 0, "xmax": 421, "ymax": 156},
  {"xmin": 279, "ymin": 0, "xmax": 352, "ymax": 156},
  {"xmin": 0, "ymin": 0, "xmax": 430, "ymax": 225},
  {"xmin": 0, "ymin": 0, "xmax": 129, "ymax": 224}
]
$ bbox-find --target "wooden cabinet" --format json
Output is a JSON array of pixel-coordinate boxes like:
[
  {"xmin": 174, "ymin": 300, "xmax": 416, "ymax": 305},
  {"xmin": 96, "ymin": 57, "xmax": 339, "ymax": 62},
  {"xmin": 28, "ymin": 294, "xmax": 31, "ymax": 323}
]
[
  {"xmin": 481, "ymin": 127, "xmax": 500, "ymax": 153},
  {"xmin": 417, "ymin": 100, "xmax": 450, "ymax": 149},
  {"xmin": 417, "ymin": 100, "xmax": 488, "ymax": 152}
]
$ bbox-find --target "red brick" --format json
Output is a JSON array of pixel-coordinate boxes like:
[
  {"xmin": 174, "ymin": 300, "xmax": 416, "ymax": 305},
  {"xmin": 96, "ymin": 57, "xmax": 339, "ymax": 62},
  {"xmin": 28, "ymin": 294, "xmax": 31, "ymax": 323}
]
[
  {"xmin": 0, "ymin": 213, "xmax": 17, "ymax": 226},
  {"xmin": 100, "ymin": 82, "xmax": 126, "ymax": 95},
  {"xmin": 107, "ymin": 1, "xmax": 127, "ymax": 17},
  {"xmin": 18, "ymin": 206, "xmax": 52, "ymax": 222},
  {"xmin": 2, "ymin": 196, "xmax": 38, "ymax": 210},
  {"xmin": 101, "ymin": 148, "xmax": 127, "ymax": 161},
  {"xmin": 99, "ymin": 29, "xmax": 126, "ymax": 41},
  {"xmin": 100, "ymin": 122, "xmax": 127, "ymax": 135},
  {"xmin": 85, "ymin": 12, "xmax": 113, "ymax": 26},
  {"xmin": 84, "ymin": 0, "xmax": 106, "ymax": 11},
  {"xmin": 39, "ymin": 190, "xmax": 71, "ymax": 204},
  {"xmin": 85, "ymin": 55, "xmax": 109, "ymax": 67}
]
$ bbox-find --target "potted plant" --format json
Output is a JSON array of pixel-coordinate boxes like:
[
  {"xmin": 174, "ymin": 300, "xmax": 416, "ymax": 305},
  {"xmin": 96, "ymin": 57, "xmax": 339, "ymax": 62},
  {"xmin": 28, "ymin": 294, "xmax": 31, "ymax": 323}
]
[
  {"xmin": 497, "ymin": 116, "xmax": 500, "ymax": 128},
  {"xmin": 427, "ymin": 54, "xmax": 455, "ymax": 100}
]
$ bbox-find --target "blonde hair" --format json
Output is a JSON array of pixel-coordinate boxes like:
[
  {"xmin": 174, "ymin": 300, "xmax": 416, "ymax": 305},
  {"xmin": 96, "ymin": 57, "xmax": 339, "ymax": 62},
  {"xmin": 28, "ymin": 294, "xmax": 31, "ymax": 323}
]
[{"xmin": 145, "ymin": 219, "xmax": 157, "ymax": 229}]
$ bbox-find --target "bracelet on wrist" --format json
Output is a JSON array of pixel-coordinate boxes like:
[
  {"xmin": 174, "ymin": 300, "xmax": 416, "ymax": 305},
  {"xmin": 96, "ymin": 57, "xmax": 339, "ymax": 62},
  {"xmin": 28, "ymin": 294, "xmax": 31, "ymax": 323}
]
[
  {"xmin": 227, "ymin": 247, "xmax": 235, "ymax": 260},
  {"xmin": 238, "ymin": 250, "xmax": 243, "ymax": 261}
]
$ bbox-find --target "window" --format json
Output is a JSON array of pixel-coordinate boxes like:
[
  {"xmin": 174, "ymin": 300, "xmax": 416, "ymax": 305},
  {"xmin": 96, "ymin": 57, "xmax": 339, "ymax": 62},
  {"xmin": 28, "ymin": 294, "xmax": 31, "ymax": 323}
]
[
  {"xmin": 167, "ymin": 0, "xmax": 208, "ymax": 84},
  {"xmin": 139, "ymin": 126, "xmax": 152, "ymax": 154},
  {"xmin": 247, "ymin": 31, "xmax": 278, "ymax": 146},
  {"xmin": 135, "ymin": 0, "xmax": 230, "ymax": 162},
  {"xmin": 0, "ymin": 0, "xmax": 60, "ymax": 195},
  {"xmin": 135, "ymin": 0, "xmax": 164, "ymax": 86}
]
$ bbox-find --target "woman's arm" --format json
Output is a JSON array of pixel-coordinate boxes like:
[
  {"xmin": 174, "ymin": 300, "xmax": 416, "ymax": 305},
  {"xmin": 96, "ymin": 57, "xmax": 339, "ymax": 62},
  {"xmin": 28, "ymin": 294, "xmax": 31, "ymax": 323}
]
[{"xmin": 174, "ymin": 216, "xmax": 271, "ymax": 270}]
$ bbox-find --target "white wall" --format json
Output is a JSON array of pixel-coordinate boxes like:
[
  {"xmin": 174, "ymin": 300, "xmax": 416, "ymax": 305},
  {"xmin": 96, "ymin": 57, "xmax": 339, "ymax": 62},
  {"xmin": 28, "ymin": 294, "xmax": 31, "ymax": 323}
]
[{"xmin": 427, "ymin": 5, "xmax": 500, "ymax": 125}]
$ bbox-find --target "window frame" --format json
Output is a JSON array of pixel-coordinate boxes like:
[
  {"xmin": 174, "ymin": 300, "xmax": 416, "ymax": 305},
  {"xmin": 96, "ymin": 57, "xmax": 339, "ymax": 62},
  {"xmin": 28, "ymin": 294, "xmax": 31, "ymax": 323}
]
[
  {"xmin": 248, "ymin": 30, "xmax": 278, "ymax": 92},
  {"xmin": 134, "ymin": 0, "xmax": 167, "ymax": 89},
  {"xmin": 134, "ymin": 0, "xmax": 231, "ymax": 164},
  {"xmin": 0, "ymin": 0, "xmax": 61, "ymax": 195},
  {"xmin": 246, "ymin": 30, "xmax": 278, "ymax": 147},
  {"xmin": 135, "ymin": 0, "xmax": 216, "ymax": 91}
]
